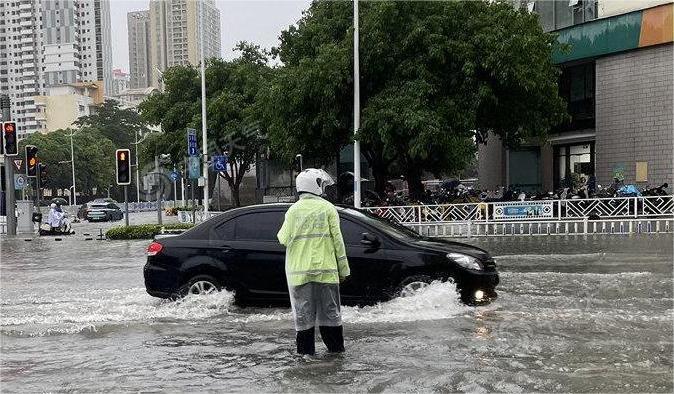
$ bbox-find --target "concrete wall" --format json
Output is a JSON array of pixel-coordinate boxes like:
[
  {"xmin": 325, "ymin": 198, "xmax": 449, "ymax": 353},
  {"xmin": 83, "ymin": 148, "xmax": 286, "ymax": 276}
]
[{"xmin": 595, "ymin": 44, "xmax": 673, "ymax": 187}]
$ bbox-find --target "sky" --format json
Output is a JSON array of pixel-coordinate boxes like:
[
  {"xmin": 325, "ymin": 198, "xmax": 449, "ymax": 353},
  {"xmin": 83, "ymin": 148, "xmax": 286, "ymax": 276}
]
[{"xmin": 109, "ymin": 0, "xmax": 312, "ymax": 71}]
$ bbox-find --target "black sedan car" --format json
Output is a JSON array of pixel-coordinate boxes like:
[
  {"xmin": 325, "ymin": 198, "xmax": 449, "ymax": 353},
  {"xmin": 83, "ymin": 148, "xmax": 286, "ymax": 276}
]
[{"xmin": 144, "ymin": 204, "xmax": 499, "ymax": 306}]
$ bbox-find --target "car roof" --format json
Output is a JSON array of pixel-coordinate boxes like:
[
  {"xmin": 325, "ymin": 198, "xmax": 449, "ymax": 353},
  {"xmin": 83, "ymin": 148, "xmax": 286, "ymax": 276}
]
[{"xmin": 223, "ymin": 202, "xmax": 358, "ymax": 214}]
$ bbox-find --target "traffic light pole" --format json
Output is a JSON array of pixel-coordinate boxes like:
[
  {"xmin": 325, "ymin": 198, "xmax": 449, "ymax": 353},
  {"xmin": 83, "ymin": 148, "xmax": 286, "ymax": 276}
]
[
  {"xmin": 2, "ymin": 95, "xmax": 17, "ymax": 236},
  {"xmin": 124, "ymin": 185, "xmax": 129, "ymax": 227},
  {"xmin": 155, "ymin": 155, "xmax": 162, "ymax": 225}
]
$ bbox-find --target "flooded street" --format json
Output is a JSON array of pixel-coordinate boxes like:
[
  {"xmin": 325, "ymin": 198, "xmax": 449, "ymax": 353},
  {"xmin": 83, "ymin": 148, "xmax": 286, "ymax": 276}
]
[{"xmin": 1, "ymin": 215, "xmax": 672, "ymax": 392}]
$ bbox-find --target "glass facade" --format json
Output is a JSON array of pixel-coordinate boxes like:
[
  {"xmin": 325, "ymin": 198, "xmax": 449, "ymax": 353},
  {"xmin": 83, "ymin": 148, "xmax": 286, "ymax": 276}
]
[
  {"xmin": 509, "ymin": 148, "xmax": 541, "ymax": 193},
  {"xmin": 554, "ymin": 142, "xmax": 595, "ymax": 188},
  {"xmin": 530, "ymin": 0, "xmax": 597, "ymax": 32}
]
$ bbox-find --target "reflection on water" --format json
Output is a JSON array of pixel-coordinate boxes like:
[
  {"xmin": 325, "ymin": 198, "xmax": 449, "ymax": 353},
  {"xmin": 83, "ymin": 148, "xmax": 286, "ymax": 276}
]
[{"xmin": 1, "ymin": 232, "xmax": 672, "ymax": 392}]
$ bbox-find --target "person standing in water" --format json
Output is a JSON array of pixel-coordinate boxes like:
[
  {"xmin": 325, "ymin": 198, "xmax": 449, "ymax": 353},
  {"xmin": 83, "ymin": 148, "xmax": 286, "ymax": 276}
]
[{"xmin": 277, "ymin": 168, "xmax": 351, "ymax": 355}]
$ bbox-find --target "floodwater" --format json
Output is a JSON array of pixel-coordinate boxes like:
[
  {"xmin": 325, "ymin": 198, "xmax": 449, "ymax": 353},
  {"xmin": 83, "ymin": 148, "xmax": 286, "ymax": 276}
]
[{"xmin": 1, "ymin": 214, "xmax": 672, "ymax": 392}]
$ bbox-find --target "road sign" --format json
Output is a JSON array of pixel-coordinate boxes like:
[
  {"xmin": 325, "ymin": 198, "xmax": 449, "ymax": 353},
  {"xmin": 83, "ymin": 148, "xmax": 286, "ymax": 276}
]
[
  {"xmin": 14, "ymin": 174, "xmax": 27, "ymax": 190},
  {"xmin": 13, "ymin": 159, "xmax": 23, "ymax": 171},
  {"xmin": 188, "ymin": 156, "xmax": 200, "ymax": 179},
  {"xmin": 187, "ymin": 128, "xmax": 198, "ymax": 157},
  {"xmin": 212, "ymin": 155, "xmax": 227, "ymax": 172},
  {"xmin": 169, "ymin": 170, "xmax": 180, "ymax": 182}
]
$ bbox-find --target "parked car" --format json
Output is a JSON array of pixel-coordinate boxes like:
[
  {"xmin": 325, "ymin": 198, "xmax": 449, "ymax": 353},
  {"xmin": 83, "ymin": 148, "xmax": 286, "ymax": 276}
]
[
  {"xmin": 86, "ymin": 203, "xmax": 124, "ymax": 222},
  {"xmin": 78, "ymin": 199, "xmax": 120, "ymax": 219},
  {"xmin": 144, "ymin": 204, "xmax": 499, "ymax": 306}
]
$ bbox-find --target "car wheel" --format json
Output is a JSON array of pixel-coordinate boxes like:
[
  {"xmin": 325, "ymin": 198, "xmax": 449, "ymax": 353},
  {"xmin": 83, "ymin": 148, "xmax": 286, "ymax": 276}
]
[
  {"xmin": 396, "ymin": 274, "xmax": 433, "ymax": 298},
  {"xmin": 179, "ymin": 275, "xmax": 221, "ymax": 297}
]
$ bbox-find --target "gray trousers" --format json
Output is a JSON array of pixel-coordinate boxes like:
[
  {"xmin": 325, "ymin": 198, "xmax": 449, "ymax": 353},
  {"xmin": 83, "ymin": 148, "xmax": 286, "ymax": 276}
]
[{"xmin": 289, "ymin": 282, "xmax": 342, "ymax": 331}]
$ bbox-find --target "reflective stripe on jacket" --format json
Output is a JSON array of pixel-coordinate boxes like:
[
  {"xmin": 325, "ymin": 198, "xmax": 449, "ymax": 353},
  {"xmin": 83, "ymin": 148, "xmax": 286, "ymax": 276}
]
[{"xmin": 277, "ymin": 194, "xmax": 350, "ymax": 287}]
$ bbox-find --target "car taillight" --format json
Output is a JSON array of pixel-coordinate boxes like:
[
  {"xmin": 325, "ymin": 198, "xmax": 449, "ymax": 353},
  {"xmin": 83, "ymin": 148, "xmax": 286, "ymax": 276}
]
[{"xmin": 147, "ymin": 242, "xmax": 163, "ymax": 256}]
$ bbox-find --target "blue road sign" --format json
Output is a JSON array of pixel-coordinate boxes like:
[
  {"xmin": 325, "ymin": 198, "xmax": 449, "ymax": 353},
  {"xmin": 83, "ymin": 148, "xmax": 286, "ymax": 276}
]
[
  {"xmin": 188, "ymin": 156, "xmax": 200, "ymax": 179},
  {"xmin": 14, "ymin": 174, "xmax": 27, "ymax": 190},
  {"xmin": 169, "ymin": 170, "xmax": 180, "ymax": 182},
  {"xmin": 212, "ymin": 155, "xmax": 227, "ymax": 172},
  {"xmin": 187, "ymin": 128, "xmax": 198, "ymax": 157}
]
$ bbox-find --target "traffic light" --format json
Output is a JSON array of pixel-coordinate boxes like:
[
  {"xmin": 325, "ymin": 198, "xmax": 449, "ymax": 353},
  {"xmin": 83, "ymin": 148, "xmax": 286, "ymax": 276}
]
[
  {"xmin": 116, "ymin": 149, "xmax": 131, "ymax": 185},
  {"xmin": 39, "ymin": 163, "xmax": 47, "ymax": 181},
  {"xmin": 25, "ymin": 145, "xmax": 38, "ymax": 177},
  {"xmin": 3, "ymin": 121, "xmax": 18, "ymax": 156}
]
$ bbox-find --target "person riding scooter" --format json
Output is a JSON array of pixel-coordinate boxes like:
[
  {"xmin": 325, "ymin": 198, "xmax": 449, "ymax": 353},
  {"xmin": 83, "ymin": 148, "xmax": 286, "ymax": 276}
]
[{"xmin": 44, "ymin": 203, "xmax": 72, "ymax": 234}]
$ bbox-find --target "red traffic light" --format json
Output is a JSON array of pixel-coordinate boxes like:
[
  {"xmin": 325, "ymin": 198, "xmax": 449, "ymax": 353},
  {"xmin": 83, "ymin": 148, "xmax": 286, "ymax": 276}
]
[{"xmin": 3, "ymin": 121, "xmax": 18, "ymax": 156}]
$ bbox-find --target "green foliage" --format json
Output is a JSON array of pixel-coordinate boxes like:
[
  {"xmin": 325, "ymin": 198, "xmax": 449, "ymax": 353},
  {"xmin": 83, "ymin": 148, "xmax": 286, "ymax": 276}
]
[
  {"xmin": 139, "ymin": 43, "xmax": 271, "ymax": 206},
  {"xmin": 19, "ymin": 128, "xmax": 116, "ymax": 196},
  {"xmin": 266, "ymin": 0, "xmax": 568, "ymax": 196},
  {"xmin": 74, "ymin": 99, "xmax": 151, "ymax": 149},
  {"xmin": 105, "ymin": 223, "xmax": 194, "ymax": 240}
]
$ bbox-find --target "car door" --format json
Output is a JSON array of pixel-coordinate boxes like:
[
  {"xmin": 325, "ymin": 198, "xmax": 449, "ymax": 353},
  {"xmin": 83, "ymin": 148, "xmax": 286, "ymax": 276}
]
[
  {"xmin": 338, "ymin": 216, "xmax": 392, "ymax": 303},
  {"xmin": 228, "ymin": 210, "xmax": 288, "ymax": 300}
]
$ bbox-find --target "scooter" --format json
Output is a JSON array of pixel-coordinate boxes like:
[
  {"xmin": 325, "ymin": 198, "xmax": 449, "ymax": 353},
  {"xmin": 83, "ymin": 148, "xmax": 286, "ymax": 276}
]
[{"xmin": 39, "ymin": 214, "xmax": 75, "ymax": 236}]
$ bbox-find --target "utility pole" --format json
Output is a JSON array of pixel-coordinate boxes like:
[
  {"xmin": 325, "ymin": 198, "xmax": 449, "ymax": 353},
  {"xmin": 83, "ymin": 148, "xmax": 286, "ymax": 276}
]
[
  {"xmin": 353, "ymin": 0, "xmax": 362, "ymax": 208},
  {"xmin": 199, "ymin": 1, "xmax": 210, "ymax": 215},
  {"xmin": 1, "ymin": 94, "xmax": 17, "ymax": 236},
  {"xmin": 67, "ymin": 130, "xmax": 77, "ymax": 206},
  {"xmin": 135, "ymin": 129, "xmax": 140, "ymax": 202}
]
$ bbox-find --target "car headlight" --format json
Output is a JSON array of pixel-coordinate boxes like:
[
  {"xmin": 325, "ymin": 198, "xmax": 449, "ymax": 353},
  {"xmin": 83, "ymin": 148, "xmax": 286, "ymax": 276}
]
[{"xmin": 446, "ymin": 253, "xmax": 482, "ymax": 270}]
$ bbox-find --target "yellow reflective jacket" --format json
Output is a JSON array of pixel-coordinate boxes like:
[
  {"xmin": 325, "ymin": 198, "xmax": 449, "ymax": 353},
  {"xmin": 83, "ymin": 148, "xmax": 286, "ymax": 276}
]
[{"xmin": 277, "ymin": 194, "xmax": 351, "ymax": 287}]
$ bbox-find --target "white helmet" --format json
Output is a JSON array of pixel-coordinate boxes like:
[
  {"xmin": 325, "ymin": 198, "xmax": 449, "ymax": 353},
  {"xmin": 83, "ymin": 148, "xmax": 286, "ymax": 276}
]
[
  {"xmin": 50, "ymin": 203, "xmax": 57, "ymax": 208},
  {"xmin": 296, "ymin": 168, "xmax": 335, "ymax": 196}
]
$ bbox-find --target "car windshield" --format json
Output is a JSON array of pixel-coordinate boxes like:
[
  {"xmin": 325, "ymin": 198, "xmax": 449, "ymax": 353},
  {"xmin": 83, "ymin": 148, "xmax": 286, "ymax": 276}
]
[
  {"xmin": 90, "ymin": 204, "xmax": 108, "ymax": 209},
  {"xmin": 342, "ymin": 208, "xmax": 422, "ymax": 240}
]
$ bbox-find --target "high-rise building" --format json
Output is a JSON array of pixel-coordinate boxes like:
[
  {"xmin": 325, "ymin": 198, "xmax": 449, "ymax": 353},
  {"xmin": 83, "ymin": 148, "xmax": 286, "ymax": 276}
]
[
  {"xmin": 0, "ymin": 0, "xmax": 112, "ymax": 137},
  {"xmin": 111, "ymin": 68, "xmax": 130, "ymax": 96},
  {"xmin": 148, "ymin": 0, "xmax": 221, "ymax": 87},
  {"xmin": 127, "ymin": 11, "xmax": 152, "ymax": 89}
]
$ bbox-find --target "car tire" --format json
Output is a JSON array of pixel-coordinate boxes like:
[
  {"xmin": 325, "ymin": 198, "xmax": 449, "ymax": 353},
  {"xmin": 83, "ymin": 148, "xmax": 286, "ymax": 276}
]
[
  {"xmin": 178, "ymin": 275, "xmax": 221, "ymax": 297},
  {"xmin": 395, "ymin": 274, "xmax": 434, "ymax": 298}
]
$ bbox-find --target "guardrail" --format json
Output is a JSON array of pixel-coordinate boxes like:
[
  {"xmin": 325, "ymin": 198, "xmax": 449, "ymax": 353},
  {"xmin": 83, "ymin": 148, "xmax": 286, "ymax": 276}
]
[{"xmin": 365, "ymin": 195, "xmax": 674, "ymax": 237}]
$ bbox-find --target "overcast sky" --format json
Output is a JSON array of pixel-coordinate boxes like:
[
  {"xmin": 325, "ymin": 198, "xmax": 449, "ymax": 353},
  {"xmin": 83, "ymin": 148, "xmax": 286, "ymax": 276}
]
[{"xmin": 110, "ymin": 0, "xmax": 312, "ymax": 71}]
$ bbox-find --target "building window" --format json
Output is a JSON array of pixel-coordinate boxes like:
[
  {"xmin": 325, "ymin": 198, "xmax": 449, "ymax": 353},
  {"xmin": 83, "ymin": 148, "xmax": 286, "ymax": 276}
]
[{"xmin": 557, "ymin": 61, "xmax": 595, "ymax": 132}]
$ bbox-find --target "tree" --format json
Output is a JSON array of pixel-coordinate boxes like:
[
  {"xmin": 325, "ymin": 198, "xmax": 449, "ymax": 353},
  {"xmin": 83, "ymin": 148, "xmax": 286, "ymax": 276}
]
[
  {"xmin": 19, "ymin": 128, "xmax": 116, "ymax": 198},
  {"xmin": 139, "ymin": 43, "xmax": 271, "ymax": 206},
  {"xmin": 75, "ymin": 99, "xmax": 151, "ymax": 149},
  {"xmin": 266, "ymin": 0, "xmax": 568, "ymax": 199}
]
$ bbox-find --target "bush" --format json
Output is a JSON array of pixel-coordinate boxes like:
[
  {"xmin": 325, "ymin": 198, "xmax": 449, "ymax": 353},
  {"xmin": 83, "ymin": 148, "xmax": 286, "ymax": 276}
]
[{"xmin": 105, "ymin": 223, "xmax": 194, "ymax": 240}]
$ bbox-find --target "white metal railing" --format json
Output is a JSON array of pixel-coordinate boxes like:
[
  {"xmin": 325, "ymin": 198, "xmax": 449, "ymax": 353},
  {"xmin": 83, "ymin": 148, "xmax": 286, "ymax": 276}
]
[{"xmin": 366, "ymin": 195, "xmax": 674, "ymax": 224}]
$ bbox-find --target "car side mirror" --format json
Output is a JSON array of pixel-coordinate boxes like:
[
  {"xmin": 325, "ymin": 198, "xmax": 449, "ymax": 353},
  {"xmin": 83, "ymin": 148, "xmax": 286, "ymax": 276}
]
[{"xmin": 360, "ymin": 232, "xmax": 380, "ymax": 247}]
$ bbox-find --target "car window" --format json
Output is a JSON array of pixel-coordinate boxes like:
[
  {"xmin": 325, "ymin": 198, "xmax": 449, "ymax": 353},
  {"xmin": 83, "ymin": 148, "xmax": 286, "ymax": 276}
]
[
  {"xmin": 214, "ymin": 211, "xmax": 285, "ymax": 241},
  {"xmin": 107, "ymin": 204, "xmax": 118, "ymax": 209},
  {"xmin": 342, "ymin": 208, "xmax": 422, "ymax": 240},
  {"xmin": 339, "ymin": 218, "xmax": 369, "ymax": 245},
  {"xmin": 215, "ymin": 219, "xmax": 235, "ymax": 239},
  {"xmin": 235, "ymin": 211, "xmax": 285, "ymax": 241},
  {"xmin": 90, "ymin": 204, "xmax": 107, "ymax": 209}
]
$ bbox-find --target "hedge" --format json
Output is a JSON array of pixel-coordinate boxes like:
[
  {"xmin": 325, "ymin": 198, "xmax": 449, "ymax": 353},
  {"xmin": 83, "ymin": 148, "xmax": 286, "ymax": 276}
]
[{"xmin": 105, "ymin": 223, "xmax": 195, "ymax": 240}]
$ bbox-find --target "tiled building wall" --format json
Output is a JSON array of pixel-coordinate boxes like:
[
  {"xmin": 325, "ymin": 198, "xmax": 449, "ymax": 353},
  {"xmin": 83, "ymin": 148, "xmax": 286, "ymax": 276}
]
[{"xmin": 595, "ymin": 44, "xmax": 673, "ymax": 187}]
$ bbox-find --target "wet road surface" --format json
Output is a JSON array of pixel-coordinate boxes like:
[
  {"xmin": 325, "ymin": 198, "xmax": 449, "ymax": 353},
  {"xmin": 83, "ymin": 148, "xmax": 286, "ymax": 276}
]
[{"xmin": 1, "ymin": 215, "xmax": 672, "ymax": 392}]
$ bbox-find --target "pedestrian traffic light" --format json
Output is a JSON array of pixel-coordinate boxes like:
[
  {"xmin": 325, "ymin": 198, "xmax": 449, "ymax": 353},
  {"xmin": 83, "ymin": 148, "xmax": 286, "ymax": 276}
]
[
  {"xmin": 116, "ymin": 149, "xmax": 131, "ymax": 185},
  {"xmin": 25, "ymin": 145, "xmax": 38, "ymax": 177},
  {"xmin": 3, "ymin": 121, "xmax": 18, "ymax": 156}
]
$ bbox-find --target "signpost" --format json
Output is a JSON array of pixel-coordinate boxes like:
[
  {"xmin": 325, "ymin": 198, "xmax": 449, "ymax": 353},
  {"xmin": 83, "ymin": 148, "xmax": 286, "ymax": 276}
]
[
  {"xmin": 211, "ymin": 155, "xmax": 227, "ymax": 211},
  {"xmin": 187, "ymin": 128, "xmax": 200, "ymax": 224}
]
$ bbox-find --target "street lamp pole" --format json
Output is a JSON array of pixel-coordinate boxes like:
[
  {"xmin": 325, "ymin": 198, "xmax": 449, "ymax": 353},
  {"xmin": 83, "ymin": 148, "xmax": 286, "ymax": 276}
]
[
  {"xmin": 199, "ymin": 1, "xmax": 210, "ymax": 215},
  {"xmin": 68, "ymin": 130, "xmax": 77, "ymax": 206},
  {"xmin": 353, "ymin": 0, "xmax": 362, "ymax": 208},
  {"xmin": 135, "ymin": 129, "xmax": 140, "ymax": 202}
]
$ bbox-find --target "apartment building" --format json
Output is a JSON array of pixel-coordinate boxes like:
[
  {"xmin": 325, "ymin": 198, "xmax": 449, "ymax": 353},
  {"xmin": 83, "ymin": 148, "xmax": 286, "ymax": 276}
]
[
  {"xmin": 148, "ymin": 0, "xmax": 221, "ymax": 87},
  {"xmin": 0, "ymin": 0, "xmax": 112, "ymax": 138},
  {"xmin": 127, "ymin": 10, "xmax": 151, "ymax": 89}
]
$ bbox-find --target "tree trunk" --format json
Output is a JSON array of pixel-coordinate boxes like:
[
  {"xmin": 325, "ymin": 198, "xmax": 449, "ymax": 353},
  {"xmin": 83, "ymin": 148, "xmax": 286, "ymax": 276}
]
[
  {"xmin": 229, "ymin": 180, "xmax": 241, "ymax": 207},
  {"xmin": 371, "ymin": 163, "xmax": 389, "ymax": 197},
  {"xmin": 406, "ymin": 167, "xmax": 424, "ymax": 202}
]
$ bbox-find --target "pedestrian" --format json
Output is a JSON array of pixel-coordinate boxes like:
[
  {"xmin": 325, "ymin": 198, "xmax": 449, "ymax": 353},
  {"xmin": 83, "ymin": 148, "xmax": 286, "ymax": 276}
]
[{"xmin": 277, "ymin": 168, "xmax": 350, "ymax": 356}]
